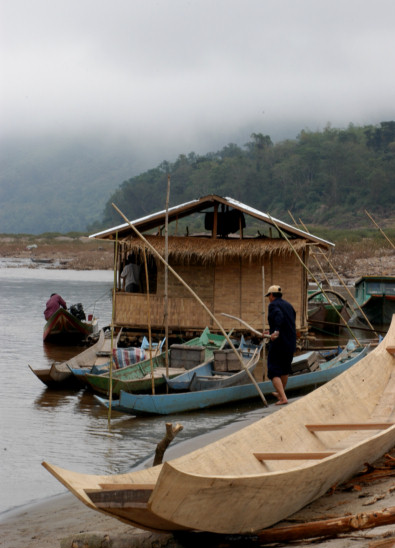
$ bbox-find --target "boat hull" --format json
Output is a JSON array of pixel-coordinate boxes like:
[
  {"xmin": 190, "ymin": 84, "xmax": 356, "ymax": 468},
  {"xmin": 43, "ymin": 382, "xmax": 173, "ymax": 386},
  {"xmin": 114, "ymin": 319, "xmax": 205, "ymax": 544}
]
[
  {"xmin": 358, "ymin": 295, "xmax": 395, "ymax": 325},
  {"xmin": 43, "ymin": 308, "xmax": 98, "ymax": 343},
  {"xmin": 84, "ymin": 328, "xmax": 227, "ymax": 396},
  {"xmin": 42, "ymin": 316, "xmax": 395, "ymax": 535},
  {"xmin": 354, "ymin": 276, "xmax": 395, "ymax": 325},
  {"xmin": 97, "ymin": 345, "xmax": 367, "ymax": 415}
]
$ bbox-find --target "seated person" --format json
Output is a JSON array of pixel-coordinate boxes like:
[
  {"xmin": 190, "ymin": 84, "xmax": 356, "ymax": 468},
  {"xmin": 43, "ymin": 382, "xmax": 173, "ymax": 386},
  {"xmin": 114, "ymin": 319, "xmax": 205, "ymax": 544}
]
[{"xmin": 44, "ymin": 293, "xmax": 67, "ymax": 320}]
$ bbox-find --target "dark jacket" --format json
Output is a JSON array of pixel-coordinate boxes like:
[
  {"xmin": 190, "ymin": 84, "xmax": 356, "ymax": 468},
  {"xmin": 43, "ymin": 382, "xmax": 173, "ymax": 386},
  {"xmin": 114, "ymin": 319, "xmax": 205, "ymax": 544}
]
[{"xmin": 268, "ymin": 297, "xmax": 296, "ymax": 353}]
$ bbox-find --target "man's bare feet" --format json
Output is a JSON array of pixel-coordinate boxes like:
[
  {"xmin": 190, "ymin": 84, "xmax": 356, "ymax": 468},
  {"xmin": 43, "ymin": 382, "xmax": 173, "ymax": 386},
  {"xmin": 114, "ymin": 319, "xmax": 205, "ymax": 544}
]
[
  {"xmin": 275, "ymin": 400, "xmax": 288, "ymax": 405},
  {"xmin": 271, "ymin": 391, "xmax": 280, "ymax": 400}
]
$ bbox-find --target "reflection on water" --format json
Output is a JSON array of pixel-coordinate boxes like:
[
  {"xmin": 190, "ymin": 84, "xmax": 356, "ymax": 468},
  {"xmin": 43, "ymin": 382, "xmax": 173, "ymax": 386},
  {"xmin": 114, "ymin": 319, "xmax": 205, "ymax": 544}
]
[
  {"xmin": 0, "ymin": 267, "xmax": 387, "ymax": 516},
  {"xmin": 0, "ymin": 267, "xmax": 270, "ymax": 515}
]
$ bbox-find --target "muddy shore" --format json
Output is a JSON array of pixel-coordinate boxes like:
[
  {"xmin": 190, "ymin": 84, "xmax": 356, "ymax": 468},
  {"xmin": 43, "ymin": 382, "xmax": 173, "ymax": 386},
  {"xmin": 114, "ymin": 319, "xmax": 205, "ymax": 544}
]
[
  {"xmin": 0, "ymin": 235, "xmax": 394, "ymax": 282},
  {"xmin": 1, "ymin": 237, "xmax": 394, "ymax": 547},
  {"xmin": 1, "ymin": 410, "xmax": 394, "ymax": 548}
]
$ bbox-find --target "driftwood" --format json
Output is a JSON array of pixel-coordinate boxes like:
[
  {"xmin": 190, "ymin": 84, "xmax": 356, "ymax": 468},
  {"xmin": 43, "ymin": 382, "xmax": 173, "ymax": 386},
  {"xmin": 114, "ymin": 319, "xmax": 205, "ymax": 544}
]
[
  {"xmin": 153, "ymin": 423, "xmax": 183, "ymax": 466},
  {"xmin": 252, "ymin": 506, "xmax": 395, "ymax": 544}
]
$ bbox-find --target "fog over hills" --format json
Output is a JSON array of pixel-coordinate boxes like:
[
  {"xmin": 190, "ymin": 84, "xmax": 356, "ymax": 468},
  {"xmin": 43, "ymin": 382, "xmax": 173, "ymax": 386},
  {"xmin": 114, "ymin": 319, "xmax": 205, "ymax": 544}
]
[
  {"xmin": 0, "ymin": 134, "xmax": 150, "ymax": 234},
  {"xmin": 0, "ymin": 125, "xmax": 297, "ymax": 235}
]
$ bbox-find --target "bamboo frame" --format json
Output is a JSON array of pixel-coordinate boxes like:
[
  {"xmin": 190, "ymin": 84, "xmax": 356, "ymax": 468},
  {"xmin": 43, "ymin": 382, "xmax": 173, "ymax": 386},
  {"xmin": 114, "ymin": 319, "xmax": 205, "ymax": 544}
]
[
  {"xmin": 112, "ymin": 203, "xmax": 268, "ymax": 407},
  {"xmin": 268, "ymin": 213, "xmax": 360, "ymax": 345}
]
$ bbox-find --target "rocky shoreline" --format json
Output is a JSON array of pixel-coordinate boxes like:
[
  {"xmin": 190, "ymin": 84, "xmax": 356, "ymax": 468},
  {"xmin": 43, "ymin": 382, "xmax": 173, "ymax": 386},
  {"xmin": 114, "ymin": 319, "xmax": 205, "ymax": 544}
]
[{"xmin": 0, "ymin": 236, "xmax": 394, "ymax": 283}]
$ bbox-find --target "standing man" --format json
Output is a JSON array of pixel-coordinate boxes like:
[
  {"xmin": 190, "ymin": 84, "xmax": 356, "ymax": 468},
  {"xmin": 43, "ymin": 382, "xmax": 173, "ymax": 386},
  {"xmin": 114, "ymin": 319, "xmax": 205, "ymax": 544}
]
[
  {"xmin": 121, "ymin": 254, "xmax": 141, "ymax": 293},
  {"xmin": 264, "ymin": 284, "xmax": 296, "ymax": 405}
]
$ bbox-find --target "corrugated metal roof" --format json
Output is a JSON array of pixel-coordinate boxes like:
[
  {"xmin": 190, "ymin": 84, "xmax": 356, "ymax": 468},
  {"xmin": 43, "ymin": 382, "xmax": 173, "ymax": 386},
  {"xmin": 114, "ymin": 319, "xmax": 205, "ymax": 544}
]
[{"xmin": 90, "ymin": 194, "xmax": 334, "ymax": 248}]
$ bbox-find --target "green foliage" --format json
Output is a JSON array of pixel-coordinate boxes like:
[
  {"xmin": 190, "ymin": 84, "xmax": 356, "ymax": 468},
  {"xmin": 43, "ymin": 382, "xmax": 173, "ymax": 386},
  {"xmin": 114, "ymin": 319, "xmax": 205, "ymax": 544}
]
[{"xmin": 98, "ymin": 122, "xmax": 395, "ymax": 230}]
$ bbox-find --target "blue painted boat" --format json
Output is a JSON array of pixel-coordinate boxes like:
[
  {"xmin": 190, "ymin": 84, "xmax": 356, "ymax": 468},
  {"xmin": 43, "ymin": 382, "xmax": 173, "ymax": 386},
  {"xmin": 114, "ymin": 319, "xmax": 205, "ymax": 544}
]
[
  {"xmin": 354, "ymin": 275, "xmax": 395, "ymax": 325},
  {"xmin": 84, "ymin": 327, "xmax": 228, "ymax": 395},
  {"xmin": 165, "ymin": 346, "xmax": 262, "ymax": 391},
  {"xmin": 95, "ymin": 342, "xmax": 369, "ymax": 416}
]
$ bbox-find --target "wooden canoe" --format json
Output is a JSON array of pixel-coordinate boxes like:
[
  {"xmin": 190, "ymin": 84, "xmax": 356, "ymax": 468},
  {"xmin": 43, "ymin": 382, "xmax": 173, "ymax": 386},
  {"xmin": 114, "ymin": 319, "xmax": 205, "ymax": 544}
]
[
  {"xmin": 29, "ymin": 328, "xmax": 121, "ymax": 389},
  {"xmin": 165, "ymin": 346, "xmax": 261, "ymax": 392},
  {"xmin": 95, "ymin": 342, "xmax": 367, "ymax": 416},
  {"xmin": 42, "ymin": 316, "xmax": 395, "ymax": 535},
  {"xmin": 354, "ymin": 275, "xmax": 395, "ymax": 325},
  {"xmin": 308, "ymin": 289, "xmax": 353, "ymax": 334},
  {"xmin": 43, "ymin": 307, "xmax": 99, "ymax": 343},
  {"xmin": 83, "ymin": 327, "xmax": 227, "ymax": 396}
]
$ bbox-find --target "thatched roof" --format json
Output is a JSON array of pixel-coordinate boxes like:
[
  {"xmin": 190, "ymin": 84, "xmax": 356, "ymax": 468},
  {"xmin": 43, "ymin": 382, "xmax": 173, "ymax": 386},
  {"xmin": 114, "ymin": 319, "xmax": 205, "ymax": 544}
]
[{"xmin": 121, "ymin": 235, "xmax": 310, "ymax": 265}]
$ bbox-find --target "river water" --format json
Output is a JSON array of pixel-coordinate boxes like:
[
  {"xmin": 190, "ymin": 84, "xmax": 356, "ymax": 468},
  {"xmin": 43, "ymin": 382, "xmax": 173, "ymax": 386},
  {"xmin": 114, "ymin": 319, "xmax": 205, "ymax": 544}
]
[{"xmin": 0, "ymin": 263, "xmax": 267, "ymax": 516}]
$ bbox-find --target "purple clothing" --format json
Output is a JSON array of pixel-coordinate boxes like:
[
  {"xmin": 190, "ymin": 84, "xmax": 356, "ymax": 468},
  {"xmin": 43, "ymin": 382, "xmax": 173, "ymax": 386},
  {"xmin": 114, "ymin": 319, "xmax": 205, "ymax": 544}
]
[{"xmin": 44, "ymin": 294, "xmax": 67, "ymax": 320}]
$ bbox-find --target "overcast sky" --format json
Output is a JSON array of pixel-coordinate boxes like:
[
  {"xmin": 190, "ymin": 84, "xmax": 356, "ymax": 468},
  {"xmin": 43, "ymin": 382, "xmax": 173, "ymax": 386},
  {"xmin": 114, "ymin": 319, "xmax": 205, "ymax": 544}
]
[{"xmin": 2, "ymin": 0, "xmax": 395, "ymax": 158}]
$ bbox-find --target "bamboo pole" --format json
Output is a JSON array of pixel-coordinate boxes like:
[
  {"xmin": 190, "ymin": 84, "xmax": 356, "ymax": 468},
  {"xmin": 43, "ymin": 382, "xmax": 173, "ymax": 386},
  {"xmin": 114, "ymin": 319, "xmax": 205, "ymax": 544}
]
[
  {"xmin": 164, "ymin": 175, "xmax": 170, "ymax": 377},
  {"xmin": 289, "ymin": 210, "xmax": 363, "ymax": 332},
  {"xmin": 221, "ymin": 313, "xmax": 270, "ymax": 338},
  {"xmin": 365, "ymin": 209, "xmax": 395, "ymax": 249},
  {"xmin": 111, "ymin": 203, "xmax": 268, "ymax": 407},
  {"xmin": 267, "ymin": 213, "xmax": 360, "ymax": 345},
  {"xmin": 298, "ymin": 217, "xmax": 378, "ymax": 336},
  {"xmin": 261, "ymin": 267, "xmax": 266, "ymax": 377},
  {"xmin": 142, "ymin": 246, "xmax": 155, "ymax": 395},
  {"xmin": 108, "ymin": 232, "xmax": 118, "ymax": 427}
]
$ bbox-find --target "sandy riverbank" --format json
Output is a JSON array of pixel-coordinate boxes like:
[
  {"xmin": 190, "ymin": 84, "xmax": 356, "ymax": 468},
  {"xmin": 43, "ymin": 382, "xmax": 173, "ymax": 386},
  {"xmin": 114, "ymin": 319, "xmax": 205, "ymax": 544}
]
[{"xmin": 1, "ymin": 404, "xmax": 394, "ymax": 548}]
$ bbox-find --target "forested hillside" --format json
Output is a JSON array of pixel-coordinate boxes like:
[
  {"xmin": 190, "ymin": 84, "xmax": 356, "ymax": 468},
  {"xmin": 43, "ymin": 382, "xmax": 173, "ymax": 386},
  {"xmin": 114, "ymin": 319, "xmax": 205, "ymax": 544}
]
[
  {"xmin": 1, "ymin": 122, "xmax": 394, "ymax": 235},
  {"xmin": 99, "ymin": 121, "xmax": 395, "ymax": 231}
]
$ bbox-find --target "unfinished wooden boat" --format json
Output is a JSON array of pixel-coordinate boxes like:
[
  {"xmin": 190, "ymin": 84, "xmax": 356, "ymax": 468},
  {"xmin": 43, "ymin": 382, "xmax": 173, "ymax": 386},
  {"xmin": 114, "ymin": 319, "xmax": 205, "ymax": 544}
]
[
  {"xmin": 96, "ymin": 342, "xmax": 368, "ymax": 416},
  {"xmin": 354, "ymin": 275, "xmax": 395, "ymax": 325},
  {"xmin": 43, "ymin": 307, "xmax": 99, "ymax": 343},
  {"xmin": 43, "ymin": 316, "xmax": 395, "ymax": 534},
  {"xmin": 83, "ymin": 328, "xmax": 227, "ymax": 396}
]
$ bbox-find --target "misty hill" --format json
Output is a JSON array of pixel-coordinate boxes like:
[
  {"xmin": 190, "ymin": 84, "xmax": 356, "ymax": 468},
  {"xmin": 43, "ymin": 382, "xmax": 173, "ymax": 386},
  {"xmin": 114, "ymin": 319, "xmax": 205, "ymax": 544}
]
[
  {"xmin": 0, "ymin": 134, "xmax": 148, "ymax": 234},
  {"xmin": 1, "ymin": 121, "xmax": 394, "ymax": 235},
  {"xmin": 100, "ymin": 121, "xmax": 395, "ymax": 231}
]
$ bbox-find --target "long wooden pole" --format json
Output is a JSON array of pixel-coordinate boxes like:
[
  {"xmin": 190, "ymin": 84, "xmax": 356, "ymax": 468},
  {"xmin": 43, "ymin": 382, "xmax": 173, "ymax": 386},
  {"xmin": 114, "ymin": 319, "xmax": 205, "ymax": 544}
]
[
  {"xmin": 365, "ymin": 209, "xmax": 395, "ymax": 249},
  {"xmin": 289, "ymin": 210, "xmax": 366, "ymax": 334},
  {"xmin": 164, "ymin": 175, "xmax": 170, "ymax": 377},
  {"xmin": 221, "ymin": 313, "xmax": 270, "ymax": 338},
  {"xmin": 261, "ymin": 267, "xmax": 266, "ymax": 378},
  {"xmin": 142, "ymin": 246, "xmax": 155, "ymax": 395},
  {"xmin": 111, "ymin": 203, "xmax": 268, "ymax": 407},
  {"xmin": 267, "ymin": 213, "xmax": 360, "ymax": 345},
  {"xmin": 108, "ymin": 232, "xmax": 118, "ymax": 427},
  {"xmin": 298, "ymin": 218, "xmax": 378, "ymax": 336}
]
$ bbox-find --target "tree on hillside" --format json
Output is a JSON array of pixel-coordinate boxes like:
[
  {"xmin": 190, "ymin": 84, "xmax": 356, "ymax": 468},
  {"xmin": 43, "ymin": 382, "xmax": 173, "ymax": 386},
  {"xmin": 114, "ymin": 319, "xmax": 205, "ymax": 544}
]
[{"xmin": 97, "ymin": 122, "xmax": 395, "ymax": 231}]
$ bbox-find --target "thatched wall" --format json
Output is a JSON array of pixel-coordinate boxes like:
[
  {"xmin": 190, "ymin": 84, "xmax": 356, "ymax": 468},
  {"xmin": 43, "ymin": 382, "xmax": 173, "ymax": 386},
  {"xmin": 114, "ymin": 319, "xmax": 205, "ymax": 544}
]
[{"xmin": 113, "ymin": 236, "xmax": 309, "ymax": 334}]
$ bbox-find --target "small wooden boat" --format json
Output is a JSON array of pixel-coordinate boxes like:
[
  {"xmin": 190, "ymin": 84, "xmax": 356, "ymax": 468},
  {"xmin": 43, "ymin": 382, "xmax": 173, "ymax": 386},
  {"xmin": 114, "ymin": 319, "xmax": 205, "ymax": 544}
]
[
  {"xmin": 84, "ymin": 328, "xmax": 227, "ymax": 396},
  {"xmin": 354, "ymin": 275, "xmax": 395, "ymax": 325},
  {"xmin": 165, "ymin": 347, "xmax": 261, "ymax": 392},
  {"xmin": 95, "ymin": 342, "xmax": 368, "ymax": 416},
  {"xmin": 43, "ymin": 307, "xmax": 98, "ymax": 343},
  {"xmin": 31, "ymin": 257, "xmax": 54, "ymax": 264},
  {"xmin": 42, "ymin": 316, "xmax": 395, "ymax": 535},
  {"xmin": 308, "ymin": 288, "xmax": 353, "ymax": 334},
  {"xmin": 29, "ymin": 328, "xmax": 121, "ymax": 389}
]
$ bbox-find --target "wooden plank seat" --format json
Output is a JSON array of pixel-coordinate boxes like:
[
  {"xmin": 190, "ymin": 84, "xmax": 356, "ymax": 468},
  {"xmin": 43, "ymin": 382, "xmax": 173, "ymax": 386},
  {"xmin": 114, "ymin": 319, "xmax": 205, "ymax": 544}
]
[
  {"xmin": 254, "ymin": 452, "xmax": 335, "ymax": 461},
  {"xmin": 305, "ymin": 423, "xmax": 394, "ymax": 432},
  {"xmin": 85, "ymin": 484, "xmax": 155, "ymax": 508},
  {"xmin": 386, "ymin": 346, "xmax": 395, "ymax": 356}
]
